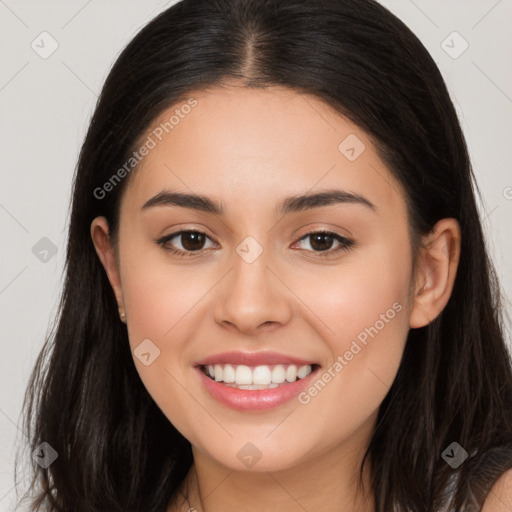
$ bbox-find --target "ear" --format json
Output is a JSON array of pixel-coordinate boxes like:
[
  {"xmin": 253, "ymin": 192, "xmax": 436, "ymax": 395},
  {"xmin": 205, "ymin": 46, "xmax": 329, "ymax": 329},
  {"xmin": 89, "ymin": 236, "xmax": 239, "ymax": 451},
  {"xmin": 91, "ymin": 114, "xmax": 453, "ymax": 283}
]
[
  {"xmin": 90, "ymin": 216, "xmax": 125, "ymax": 318},
  {"xmin": 409, "ymin": 218, "xmax": 461, "ymax": 328}
]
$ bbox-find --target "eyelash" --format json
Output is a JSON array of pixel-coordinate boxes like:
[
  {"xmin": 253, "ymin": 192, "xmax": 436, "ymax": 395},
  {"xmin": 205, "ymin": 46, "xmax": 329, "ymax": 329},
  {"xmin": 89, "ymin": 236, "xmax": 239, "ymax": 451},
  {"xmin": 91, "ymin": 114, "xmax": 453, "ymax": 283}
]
[{"xmin": 156, "ymin": 229, "xmax": 356, "ymax": 258}]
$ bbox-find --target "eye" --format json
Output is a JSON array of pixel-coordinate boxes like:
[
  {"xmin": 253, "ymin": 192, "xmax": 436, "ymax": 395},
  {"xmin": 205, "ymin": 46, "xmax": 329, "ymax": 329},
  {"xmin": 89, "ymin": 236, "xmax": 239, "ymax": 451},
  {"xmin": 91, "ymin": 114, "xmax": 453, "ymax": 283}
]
[
  {"xmin": 156, "ymin": 230, "xmax": 217, "ymax": 258},
  {"xmin": 292, "ymin": 230, "xmax": 355, "ymax": 257},
  {"xmin": 156, "ymin": 228, "xmax": 355, "ymax": 258}
]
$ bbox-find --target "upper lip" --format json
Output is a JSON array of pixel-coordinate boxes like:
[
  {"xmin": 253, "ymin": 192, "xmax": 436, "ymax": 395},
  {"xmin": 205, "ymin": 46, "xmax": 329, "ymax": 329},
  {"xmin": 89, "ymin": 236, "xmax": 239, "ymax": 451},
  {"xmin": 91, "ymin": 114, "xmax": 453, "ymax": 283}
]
[{"xmin": 195, "ymin": 351, "xmax": 317, "ymax": 367}]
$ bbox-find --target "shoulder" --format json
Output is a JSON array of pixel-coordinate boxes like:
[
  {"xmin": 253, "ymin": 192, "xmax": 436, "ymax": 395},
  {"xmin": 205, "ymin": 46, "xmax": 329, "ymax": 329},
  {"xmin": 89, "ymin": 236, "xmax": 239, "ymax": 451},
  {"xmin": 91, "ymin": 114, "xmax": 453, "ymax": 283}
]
[{"xmin": 482, "ymin": 468, "xmax": 512, "ymax": 511}]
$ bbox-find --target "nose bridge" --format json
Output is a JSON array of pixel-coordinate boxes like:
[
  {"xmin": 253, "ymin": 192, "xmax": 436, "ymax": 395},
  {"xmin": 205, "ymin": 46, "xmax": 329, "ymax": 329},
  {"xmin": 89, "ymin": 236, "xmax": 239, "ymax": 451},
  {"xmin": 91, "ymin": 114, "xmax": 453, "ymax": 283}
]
[
  {"xmin": 233, "ymin": 238, "xmax": 271, "ymax": 293},
  {"xmin": 213, "ymin": 234, "xmax": 292, "ymax": 332}
]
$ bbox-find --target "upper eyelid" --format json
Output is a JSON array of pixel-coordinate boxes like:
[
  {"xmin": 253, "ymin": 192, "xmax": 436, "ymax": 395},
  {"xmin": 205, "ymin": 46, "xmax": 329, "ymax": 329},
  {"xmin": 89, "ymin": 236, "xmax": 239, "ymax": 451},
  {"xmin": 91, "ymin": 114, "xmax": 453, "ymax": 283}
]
[{"xmin": 158, "ymin": 229, "xmax": 217, "ymax": 244}]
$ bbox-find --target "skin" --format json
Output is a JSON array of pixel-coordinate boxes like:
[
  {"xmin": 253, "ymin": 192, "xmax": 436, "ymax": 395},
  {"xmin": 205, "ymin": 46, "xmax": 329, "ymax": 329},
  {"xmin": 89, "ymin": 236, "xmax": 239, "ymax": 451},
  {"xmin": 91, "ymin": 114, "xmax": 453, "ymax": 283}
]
[
  {"xmin": 91, "ymin": 84, "xmax": 461, "ymax": 512},
  {"xmin": 482, "ymin": 469, "xmax": 512, "ymax": 511}
]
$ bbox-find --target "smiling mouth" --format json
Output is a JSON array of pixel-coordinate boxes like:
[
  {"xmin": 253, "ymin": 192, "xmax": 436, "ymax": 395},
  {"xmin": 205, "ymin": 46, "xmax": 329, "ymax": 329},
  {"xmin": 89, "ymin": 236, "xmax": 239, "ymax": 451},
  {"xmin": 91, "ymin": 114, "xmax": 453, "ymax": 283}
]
[{"xmin": 200, "ymin": 363, "xmax": 320, "ymax": 390}]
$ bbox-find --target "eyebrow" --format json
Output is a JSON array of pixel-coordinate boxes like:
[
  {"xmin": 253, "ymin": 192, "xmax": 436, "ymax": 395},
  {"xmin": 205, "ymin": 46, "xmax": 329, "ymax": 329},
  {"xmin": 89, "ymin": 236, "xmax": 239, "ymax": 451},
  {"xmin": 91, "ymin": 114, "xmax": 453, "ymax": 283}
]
[{"xmin": 141, "ymin": 188, "xmax": 377, "ymax": 215}]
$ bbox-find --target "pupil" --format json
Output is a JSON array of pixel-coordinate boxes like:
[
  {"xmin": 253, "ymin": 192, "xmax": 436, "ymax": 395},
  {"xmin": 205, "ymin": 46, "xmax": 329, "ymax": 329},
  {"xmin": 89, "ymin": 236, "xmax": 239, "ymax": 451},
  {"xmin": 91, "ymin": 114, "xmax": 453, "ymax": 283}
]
[
  {"xmin": 311, "ymin": 233, "xmax": 333, "ymax": 251},
  {"xmin": 182, "ymin": 232, "xmax": 204, "ymax": 250}
]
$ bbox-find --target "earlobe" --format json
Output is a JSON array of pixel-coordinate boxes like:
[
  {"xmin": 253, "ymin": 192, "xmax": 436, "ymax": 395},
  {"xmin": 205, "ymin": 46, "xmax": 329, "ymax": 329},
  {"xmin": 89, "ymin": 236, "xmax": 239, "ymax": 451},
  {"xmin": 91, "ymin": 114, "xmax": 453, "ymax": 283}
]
[
  {"xmin": 409, "ymin": 218, "xmax": 461, "ymax": 329},
  {"xmin": 90, "ymin": 216, "xmax": 125, "ymax": 317}
]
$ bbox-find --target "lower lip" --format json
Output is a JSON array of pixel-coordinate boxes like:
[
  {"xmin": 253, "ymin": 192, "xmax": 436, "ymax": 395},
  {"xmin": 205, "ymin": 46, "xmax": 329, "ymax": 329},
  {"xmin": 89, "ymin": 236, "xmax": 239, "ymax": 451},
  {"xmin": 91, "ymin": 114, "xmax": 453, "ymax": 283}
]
[{"xmin": 195, "ymin": 366, "xmax": 319, "ymax": 411}]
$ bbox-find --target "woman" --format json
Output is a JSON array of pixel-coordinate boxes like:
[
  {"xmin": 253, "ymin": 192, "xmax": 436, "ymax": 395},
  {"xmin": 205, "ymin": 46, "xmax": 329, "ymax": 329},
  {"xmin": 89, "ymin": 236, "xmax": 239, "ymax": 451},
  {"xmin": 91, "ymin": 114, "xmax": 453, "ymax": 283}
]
[{"xmin": 17, "ymin": 0, "xmax": 512, "ymax": 510}]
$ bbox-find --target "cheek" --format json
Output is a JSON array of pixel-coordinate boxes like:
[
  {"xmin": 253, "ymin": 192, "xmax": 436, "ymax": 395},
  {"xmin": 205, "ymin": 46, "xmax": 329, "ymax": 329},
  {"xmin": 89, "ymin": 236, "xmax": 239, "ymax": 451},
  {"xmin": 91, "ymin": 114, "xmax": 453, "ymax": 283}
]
[
  {"xmin": 293, "ymin": 239, "xmax": 412, "ymax": 410},
  {"xmin": 304, "ymin": 240, "xmax": 411, "ymax": 412},
  {"xmin": 120, "ymin": 266, "xmax": 207, "ymax": 439},
  {"xmin": 119, "ymin": 245, "xmax": 226, "ymax": 432},
  {"xmin": 121, "ymin": 243, "xmax": 214, "ymax": 344},
  {"xmin": 296, "ymin": 234, "xmax": 412, "ymax": 348}
]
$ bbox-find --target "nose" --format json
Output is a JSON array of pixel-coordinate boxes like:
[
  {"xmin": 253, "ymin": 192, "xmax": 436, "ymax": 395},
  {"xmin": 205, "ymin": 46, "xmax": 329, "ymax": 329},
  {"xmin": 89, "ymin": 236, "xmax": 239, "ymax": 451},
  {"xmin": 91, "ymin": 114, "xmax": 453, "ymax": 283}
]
[{"xmin": 213, "ymin": 247, "xmax": 293, "ymax": 334}]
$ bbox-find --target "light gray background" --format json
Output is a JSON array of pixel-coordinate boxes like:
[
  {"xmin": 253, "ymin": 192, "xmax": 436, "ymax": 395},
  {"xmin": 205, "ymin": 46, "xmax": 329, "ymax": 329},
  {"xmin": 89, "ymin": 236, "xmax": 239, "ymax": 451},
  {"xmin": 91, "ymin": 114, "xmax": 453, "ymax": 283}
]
[{"xmin": 1, "ymin": 1, "xmax": 511, "ymax": 510}]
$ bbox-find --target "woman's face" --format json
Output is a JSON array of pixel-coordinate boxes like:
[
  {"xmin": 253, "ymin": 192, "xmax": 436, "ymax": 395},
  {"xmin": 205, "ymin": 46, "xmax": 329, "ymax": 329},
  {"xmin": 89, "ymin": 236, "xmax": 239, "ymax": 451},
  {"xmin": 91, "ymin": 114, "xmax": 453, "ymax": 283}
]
[{"xmin": 94, "ymin": 85, "xmax": 417, "ymax": 472}]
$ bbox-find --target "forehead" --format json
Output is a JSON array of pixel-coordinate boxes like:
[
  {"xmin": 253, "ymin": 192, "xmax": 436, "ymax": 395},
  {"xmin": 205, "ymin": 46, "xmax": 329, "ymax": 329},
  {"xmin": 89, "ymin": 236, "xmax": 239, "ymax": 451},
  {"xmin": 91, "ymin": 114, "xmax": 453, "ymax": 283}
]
[{"xmin": 122, "ymin": 85, "xmax": 407, "ymax": 221}]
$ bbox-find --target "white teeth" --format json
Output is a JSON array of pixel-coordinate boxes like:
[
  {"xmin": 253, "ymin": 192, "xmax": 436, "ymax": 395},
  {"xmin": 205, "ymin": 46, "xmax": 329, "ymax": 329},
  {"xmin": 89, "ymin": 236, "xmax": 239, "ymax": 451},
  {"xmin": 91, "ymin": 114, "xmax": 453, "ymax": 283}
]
[
  {"xmin": 271, "ymin": 365, "xmax": 286, "ymax": 383},
  {"xmin": 253, "ymin": 365, "xmax": 272, "ymax": 385},
  {"xmin": 224, "ymin": 383, "xmax": 280, "ymax": 390},
  {"xmin": 203, "ymin": 363, "xmax": 313, "ymax": 385},
  {"xmin": 286, "ymin": 365, "xmax": 297, "ymax": 382},
  {"xmin": 235, "ymin": 365, "xmax": 253, "ymax": 385},
  {"xmin": 297, "ymin": 365, "xmax": 312, "ymax": 379},
  {"xmin": 214, "ymin": 364, "xmax": 223, "ymax": 382},
  {"xmin": 222, "ymin": 364, "xmax": 235, "ymax": 383}
]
